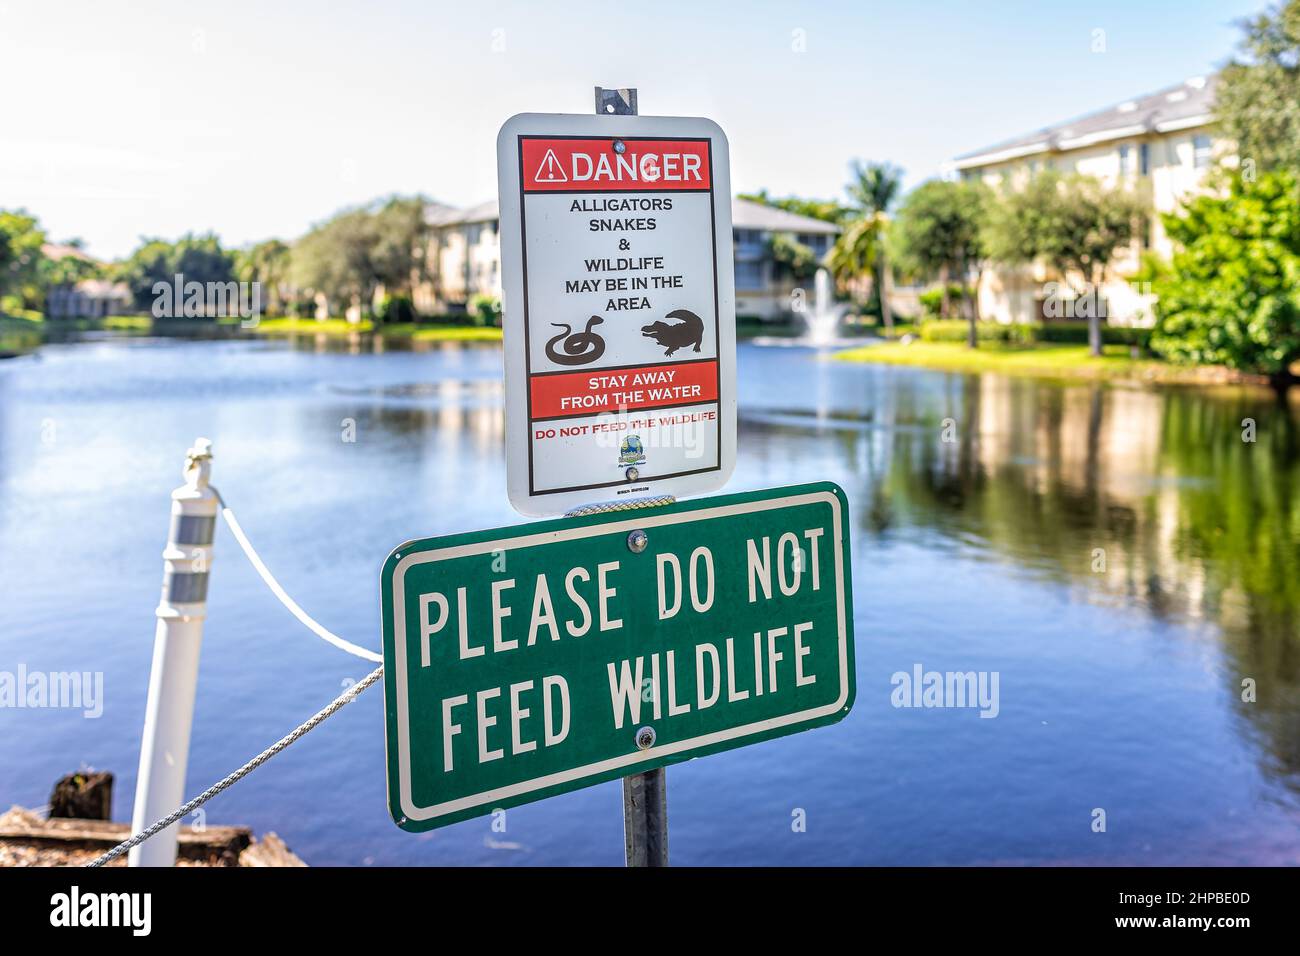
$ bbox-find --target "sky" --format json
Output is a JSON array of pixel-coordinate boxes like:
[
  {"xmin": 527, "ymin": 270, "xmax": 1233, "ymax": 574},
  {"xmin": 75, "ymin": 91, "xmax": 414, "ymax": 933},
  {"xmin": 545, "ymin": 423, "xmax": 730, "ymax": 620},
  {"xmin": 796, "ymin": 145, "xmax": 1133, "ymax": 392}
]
[{"xmin": 0, "ymin": 0, "xmax": 1263, "ymax": 260}]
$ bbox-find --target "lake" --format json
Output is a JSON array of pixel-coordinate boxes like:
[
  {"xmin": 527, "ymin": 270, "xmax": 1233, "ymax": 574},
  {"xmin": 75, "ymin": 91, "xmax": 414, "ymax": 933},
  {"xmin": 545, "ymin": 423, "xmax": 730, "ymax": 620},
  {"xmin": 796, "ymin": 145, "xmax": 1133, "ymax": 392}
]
[{"xmin": 1, "ymin": 332, "xmax": 1298, "ymax": 865}]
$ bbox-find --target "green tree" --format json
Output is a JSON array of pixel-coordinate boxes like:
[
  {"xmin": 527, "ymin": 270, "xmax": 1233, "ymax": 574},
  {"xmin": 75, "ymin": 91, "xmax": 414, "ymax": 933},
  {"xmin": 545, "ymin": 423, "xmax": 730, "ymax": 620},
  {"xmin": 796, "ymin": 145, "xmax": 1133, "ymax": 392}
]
[
  {"xmin": 40, "ymin": 244, "xmax": 102, "ymax": 290},
  {"xmin": 370, "ymin": 196, "xmax": 432, "ymax": 303},
  {"xmin": 235, "ymin": 239, "xmax": 292, "ymax": 316},
  {"xmin": 0, "ymin": 210, "xmax": 48, "ymax": 312},
  {"xmin": 1216, "ymin": 0, "xmax": 1300, "ymax": 175},
  {"xmin": 291, "ymin": 196, "xmax": 431, "ymax": 322},
  {"xmin": 1150, "ymin": 170, "xmax": 1300, "ymax": 391},
  {"xmin": 116, "ymin": 233, "xmax": 236, "ymax": 313},
  {"xmin": 292, "ymin": 207, "xmax": 382, "ymax": 319},
  {"xmin": 833, "ymin": 161, "xmax": 903, "ymax": 333},
  {"xmin": 985, "ymin": 172, "xmax": 1146, "ymax": 356},
  {"xmin": 768, "ymin": 232, "xmax": 818, "ymax": 282},
  {"xmin": 891, "ymin": 179, "xmax": 990, "ymax": 347}
]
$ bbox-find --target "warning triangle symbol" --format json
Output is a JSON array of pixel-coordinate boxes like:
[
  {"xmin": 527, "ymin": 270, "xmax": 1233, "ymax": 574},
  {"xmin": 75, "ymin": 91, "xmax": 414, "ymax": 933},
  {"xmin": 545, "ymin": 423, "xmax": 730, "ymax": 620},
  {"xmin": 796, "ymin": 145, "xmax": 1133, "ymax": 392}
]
[{"xmin": 535, "ymin": 149, "xmax": 568, "ymax": 183}]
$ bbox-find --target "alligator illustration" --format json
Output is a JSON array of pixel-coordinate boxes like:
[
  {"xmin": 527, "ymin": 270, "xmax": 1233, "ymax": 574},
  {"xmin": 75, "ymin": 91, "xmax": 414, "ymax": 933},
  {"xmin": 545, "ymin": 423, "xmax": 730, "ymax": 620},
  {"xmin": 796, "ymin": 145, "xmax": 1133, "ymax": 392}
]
[{"xmin": 641, "ymin": 309, "xmax": 704, "ymax": 357}]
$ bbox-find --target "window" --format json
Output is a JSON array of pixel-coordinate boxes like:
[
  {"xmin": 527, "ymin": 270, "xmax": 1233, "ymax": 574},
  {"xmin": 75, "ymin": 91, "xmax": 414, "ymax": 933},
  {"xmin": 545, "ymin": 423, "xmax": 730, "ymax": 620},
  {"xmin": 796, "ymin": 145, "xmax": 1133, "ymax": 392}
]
[
  {"xmin": 734, "ymin": 260, "xmax": 764, "ymax": 290},
  {"xmin": 734, "ymin": 229, "xmax": 764, "ymax": 254},
  {"xmin": 1118, "ymin": 144, "xmax": 1132, "ymax": 176},
  {"xmin": 1139, "ymin": 142, "xmax": 1150, "ymax": 176},
  {"xmin": 1193, "ymin": 135, "xmax": 1212, "ymax": 168},
  {"xmin": 797, "ymin": 233, "xmax": 828, "ymax": 254}
]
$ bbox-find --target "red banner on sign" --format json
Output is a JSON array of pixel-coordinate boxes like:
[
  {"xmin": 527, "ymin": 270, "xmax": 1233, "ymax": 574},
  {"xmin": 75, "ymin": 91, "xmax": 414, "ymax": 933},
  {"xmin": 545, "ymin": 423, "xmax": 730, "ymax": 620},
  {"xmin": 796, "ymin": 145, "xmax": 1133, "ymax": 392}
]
[
  {"xmin": 521, "ymin": 138, "xmax": 711, "ymax": 192},
  {"xmin": 530, "ymin": 360, "xmax": 718, "ymax": 419}
]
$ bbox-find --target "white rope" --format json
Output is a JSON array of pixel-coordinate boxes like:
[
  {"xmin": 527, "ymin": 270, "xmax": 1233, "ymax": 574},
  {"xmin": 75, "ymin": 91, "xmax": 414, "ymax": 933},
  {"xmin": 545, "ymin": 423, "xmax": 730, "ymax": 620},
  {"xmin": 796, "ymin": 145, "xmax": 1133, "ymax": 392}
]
[
  {"xmin": 85, "ymin": 666, "xmax": 383, "ymax": 867},
  {"xmin": 211, "ymin": 487, "xmax": 382, "ymax": 664}
]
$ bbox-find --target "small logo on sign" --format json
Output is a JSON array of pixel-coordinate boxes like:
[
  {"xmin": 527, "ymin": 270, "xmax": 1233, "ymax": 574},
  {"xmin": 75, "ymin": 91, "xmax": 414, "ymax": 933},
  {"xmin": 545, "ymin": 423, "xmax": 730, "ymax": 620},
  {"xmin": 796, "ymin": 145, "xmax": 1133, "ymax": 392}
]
[
  {"xmin": 619, "ymin": 435, "xmax": 647, "ymax": 466},
  {"xmin": 534, "ymin": 148, "xmax": 568, "ymax": 183}
]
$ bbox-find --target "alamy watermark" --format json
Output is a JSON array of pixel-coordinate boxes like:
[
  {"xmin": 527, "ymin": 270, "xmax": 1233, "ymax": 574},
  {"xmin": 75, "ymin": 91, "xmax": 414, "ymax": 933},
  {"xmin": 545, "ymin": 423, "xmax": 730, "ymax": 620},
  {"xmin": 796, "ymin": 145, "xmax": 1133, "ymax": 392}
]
[
  {"xmin": 0, "ymin": 664, "xmax": 103, "ymax": 718},
  {"xmin": 890, "ymin": 663, "xmax": 999, "ymax": 718},
  {"xmin": 50, "ymin": 886, "xmax": 151, "ymax": 936},
  {"xmin": 152, "ymin": 273, "xmax": 262, "ymax": 328}
]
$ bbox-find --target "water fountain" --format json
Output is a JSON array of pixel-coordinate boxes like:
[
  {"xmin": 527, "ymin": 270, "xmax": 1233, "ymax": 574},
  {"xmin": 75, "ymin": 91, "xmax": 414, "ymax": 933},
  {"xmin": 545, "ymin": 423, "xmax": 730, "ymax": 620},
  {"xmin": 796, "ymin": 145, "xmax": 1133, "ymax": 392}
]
[
  {"xmin": 802, "ymin": 267, "xmax": 848, "ymax": 346},
  {"xmin": 751, "ymin": 267, "xmax": 859, "ymax": 348}
]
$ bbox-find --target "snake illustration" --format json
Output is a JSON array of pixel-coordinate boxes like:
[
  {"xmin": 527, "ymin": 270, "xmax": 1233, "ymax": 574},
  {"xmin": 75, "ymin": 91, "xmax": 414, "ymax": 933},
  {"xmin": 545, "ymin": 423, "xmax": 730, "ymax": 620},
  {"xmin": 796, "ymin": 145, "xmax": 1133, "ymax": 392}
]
[{"xmin": 545, "ymin": 315, "xmax": 606, "ymax": 366}]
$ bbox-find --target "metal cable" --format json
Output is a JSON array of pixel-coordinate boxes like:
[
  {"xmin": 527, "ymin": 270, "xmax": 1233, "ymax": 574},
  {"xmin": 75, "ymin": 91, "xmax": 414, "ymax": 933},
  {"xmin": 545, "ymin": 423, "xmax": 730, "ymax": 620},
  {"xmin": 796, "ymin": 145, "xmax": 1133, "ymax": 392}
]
[
  {"xmin": 85, "ymin": 666, "xmax": 383, "ymax": 868},
  {"xmin": 210, "ymin": 486, "xmax": 383, "ymax": 663}
]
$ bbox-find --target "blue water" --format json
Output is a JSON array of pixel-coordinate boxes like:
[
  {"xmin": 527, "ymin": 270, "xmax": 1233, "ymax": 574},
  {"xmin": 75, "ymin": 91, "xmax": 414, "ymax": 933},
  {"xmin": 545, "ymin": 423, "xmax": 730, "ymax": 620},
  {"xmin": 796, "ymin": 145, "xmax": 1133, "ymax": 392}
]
[{"xmin": 1, "ymin": 334, "xmax": 1297, "ymax": 865}]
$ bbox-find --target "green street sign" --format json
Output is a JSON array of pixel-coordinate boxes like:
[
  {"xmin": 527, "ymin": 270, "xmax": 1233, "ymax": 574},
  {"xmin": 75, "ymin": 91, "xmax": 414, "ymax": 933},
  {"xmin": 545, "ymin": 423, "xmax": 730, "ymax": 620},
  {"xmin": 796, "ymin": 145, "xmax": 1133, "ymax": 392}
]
[{"xmin": 381, "ymin": 481, "xmax": 855, "ymax": 831}]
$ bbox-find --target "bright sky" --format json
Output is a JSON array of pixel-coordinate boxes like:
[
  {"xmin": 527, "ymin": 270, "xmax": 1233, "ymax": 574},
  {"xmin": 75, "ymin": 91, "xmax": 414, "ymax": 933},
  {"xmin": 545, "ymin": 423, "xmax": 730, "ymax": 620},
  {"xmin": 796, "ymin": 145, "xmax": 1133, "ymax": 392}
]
[{"xmin": 1, "ymin": 0, "xmax": 1260, "ymax": 260}]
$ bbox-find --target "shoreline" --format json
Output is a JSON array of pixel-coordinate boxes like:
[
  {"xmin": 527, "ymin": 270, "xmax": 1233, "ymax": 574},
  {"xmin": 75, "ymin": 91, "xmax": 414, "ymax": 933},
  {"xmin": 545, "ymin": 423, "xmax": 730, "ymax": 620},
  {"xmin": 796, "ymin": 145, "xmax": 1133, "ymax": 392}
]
[{"xmin": 832, "ymin": 340, "xmax": 1273, "ymax": 389}]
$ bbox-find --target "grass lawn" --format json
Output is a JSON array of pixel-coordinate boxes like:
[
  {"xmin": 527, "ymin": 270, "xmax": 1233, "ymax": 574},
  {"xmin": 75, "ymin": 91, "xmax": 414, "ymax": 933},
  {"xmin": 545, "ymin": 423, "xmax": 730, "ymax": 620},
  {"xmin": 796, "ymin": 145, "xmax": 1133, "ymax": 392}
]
[
  {"xmin": 0, "ymin": 313, "xmax": 43, "ymax": 355},
  {"xmin": 382, "ymin": 323, "xmax": 503, "ymax": 342},
  {"xmin": 102, "ymin": 315, "xmax": 154, "ymax": 331},
  {"xmin": 834, "ymin": 340, "xmax": 1254, "ymax": 386},
  {"xmin": 249, "ymin": 317, "xmax": 502, "ymax": 341}
]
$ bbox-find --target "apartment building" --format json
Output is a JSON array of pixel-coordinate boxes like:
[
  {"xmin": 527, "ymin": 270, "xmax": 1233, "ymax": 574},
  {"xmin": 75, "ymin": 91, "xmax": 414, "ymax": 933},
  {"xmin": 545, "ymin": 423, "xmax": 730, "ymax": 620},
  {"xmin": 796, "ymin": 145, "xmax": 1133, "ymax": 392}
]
[
  {"xmin": 418, "ymin": 197, "xmax": 839, "ymax": 320},
  {"xmin": 949, "ymin": 75, "xmax": 1221, "ymax": 326}
]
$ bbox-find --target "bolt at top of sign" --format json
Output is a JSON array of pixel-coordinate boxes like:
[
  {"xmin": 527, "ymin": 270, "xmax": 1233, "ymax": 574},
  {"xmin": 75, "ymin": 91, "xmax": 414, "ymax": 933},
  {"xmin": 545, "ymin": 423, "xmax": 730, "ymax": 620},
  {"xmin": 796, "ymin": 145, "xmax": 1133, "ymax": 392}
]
[{"xmin": 595, "ymin": 87, "xmax": 637, "ymax": 115}]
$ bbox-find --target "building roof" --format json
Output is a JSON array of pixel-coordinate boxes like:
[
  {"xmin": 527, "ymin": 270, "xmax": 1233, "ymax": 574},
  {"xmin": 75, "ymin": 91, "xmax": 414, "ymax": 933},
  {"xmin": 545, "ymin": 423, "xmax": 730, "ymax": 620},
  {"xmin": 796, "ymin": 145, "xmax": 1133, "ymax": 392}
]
[
  {"xmin": 426, "ymin": 200, "xmax": 495, "ymax": 227},
  {"xmin": 730, "ymin": 197, "xmax": 840, "ymax": 234},
  {"xmin": 952, "ymin": 75, "xmax": 1217, "ymax": 170},
  {"xmin": 41, "ymin": 242, "xmax": 96, "ymax": 263},
  {"xmin": 63, "ymin": 279, "xmax": 131, "ymax": 298},
  {"xmin": 426, "ymin": 196, "xmax": 840, "ymax": 234}
]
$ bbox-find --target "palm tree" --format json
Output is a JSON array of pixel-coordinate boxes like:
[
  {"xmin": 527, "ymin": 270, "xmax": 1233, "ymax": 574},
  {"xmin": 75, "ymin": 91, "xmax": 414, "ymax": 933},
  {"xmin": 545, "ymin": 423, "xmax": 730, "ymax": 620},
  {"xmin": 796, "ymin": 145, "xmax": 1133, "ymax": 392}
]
[
  {"xmin": 828, "ymin": 217, "xmax": 881, "ymax": 295},
  {"xmin": 835, "ymin": 161, "xmax": 903, "ymax": 334}
]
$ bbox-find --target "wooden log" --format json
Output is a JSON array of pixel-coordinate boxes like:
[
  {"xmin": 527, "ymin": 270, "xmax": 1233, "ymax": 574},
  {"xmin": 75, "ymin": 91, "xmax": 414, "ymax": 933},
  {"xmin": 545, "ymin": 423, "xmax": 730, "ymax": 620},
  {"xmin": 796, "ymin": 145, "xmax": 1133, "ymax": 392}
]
[
  {"xmin": 49, "ymin": 771, "xmax": 113, "ymax": 820},
  {"xmin": 239, "ymin": 832, "xmax": 306, "ymax": 867},
  {"xmin": 0, "ymin": 806, "xmax": 252, "ymax": 865}
]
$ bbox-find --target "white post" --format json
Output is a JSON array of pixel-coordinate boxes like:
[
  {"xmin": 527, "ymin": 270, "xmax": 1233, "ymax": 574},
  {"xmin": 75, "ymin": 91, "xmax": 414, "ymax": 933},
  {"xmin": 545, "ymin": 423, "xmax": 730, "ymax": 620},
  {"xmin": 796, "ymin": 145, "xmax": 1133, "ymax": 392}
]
[{"xmin": 129, "ymin": 439, "xmax": 217, "ymax": 867}]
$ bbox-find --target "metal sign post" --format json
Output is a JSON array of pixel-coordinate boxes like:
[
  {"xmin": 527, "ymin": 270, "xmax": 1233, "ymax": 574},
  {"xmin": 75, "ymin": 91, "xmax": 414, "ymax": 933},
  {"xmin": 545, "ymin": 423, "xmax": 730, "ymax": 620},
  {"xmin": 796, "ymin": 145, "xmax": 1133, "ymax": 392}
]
[
  {"xmin": 570, "ymin": 492, "xmax": 673, "ymax": 867},
  {"xmin": 589, "ymin": 88, "xmax": 668, "ymax": 866}
]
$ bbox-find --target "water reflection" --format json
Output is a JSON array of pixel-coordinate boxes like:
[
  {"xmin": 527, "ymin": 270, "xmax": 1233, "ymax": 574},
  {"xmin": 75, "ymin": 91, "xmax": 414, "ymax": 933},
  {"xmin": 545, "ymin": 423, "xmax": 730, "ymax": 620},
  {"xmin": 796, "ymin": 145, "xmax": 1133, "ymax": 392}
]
[
  {"xmin": 2, "ymin": 336, "xmax": 1298, "ymax": 864},
  {"xmin": 743, "ymin": 353, "xmax": 1300, "ymax": 806}
]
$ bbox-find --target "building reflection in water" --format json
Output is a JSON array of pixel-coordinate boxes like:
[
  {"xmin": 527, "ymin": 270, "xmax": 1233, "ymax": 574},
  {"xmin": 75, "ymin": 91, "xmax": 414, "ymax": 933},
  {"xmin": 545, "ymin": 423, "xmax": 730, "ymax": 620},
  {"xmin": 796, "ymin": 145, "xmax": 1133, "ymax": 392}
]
[{"xmin": 744, "ymin": 362, "xmax": 1300, "ymax": 799}]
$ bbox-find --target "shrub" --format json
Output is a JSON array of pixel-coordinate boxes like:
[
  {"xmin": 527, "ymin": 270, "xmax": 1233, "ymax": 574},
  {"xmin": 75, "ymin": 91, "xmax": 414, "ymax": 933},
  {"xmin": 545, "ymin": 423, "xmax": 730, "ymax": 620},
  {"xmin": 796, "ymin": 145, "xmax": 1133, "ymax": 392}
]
[
  {"xmin": 917, "ymin": 284, "xmax": 971, "ymax": 320},
  {"xmin": 919, "ymin": 319, "xmax": 1151, "ymax": 348},
  {"xmin": 377, "ymin": 294, "xmax": 416, "ymax": 325},
  {"xmin": 469, "ymin": 293, "xmax": 501, "ymax": 327},
  {"xmin": 1037, "ymin": 321, "xmax": 1151, "ymax": 348},
  {"xmin": 919, "ymin": 319, "xmax": 1037, "ymax": 345}
]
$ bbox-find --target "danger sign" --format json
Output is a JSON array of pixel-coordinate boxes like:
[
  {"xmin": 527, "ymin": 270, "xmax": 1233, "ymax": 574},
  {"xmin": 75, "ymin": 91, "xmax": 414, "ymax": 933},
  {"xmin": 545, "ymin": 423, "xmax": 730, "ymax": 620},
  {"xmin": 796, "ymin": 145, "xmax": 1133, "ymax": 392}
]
[
  {"xmin": 497, "ymin": 113, "xmax": 737, "ymax": 516},
  {"xmin": 520, "ymin": 139, "xmax": 713, "ymax": 191}
]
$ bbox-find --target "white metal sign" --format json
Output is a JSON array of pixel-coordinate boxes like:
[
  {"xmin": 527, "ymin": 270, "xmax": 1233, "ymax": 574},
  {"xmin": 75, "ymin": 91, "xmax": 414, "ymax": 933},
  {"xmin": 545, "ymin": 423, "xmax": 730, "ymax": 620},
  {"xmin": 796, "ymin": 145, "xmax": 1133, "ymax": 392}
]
[{"xmin": 496, "ymin": 112, "xmax": 737, "ymax": 516}]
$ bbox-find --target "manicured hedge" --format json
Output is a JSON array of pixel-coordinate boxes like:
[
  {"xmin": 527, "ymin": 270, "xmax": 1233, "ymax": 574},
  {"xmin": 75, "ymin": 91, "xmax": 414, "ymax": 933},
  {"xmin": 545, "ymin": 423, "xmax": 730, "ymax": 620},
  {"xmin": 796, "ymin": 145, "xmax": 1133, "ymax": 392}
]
[
  {"xmin": 919, "ymin": 319, "xmax": 1152, "ymax": 348},
  {"xmin": 919, "ymin": 320, "xmax": 1037, "ymax": 345},
  {"xmin": 1036, "ymin": 321, "xmax": 1151, "ymax": 347}
]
